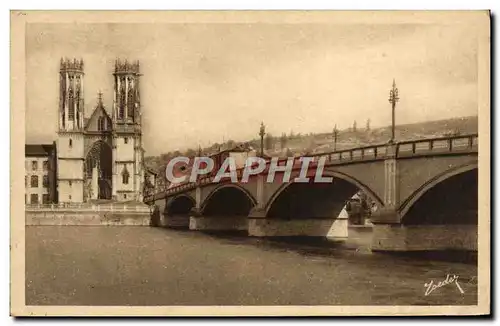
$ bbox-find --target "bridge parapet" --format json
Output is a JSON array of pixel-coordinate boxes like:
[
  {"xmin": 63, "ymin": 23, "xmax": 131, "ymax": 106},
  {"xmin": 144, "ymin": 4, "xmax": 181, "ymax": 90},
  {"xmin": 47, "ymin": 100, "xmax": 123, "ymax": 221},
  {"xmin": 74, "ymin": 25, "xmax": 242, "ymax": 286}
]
[{"xmin": 395, "ymin": 134, "xmax": 478, "ymax": 157}]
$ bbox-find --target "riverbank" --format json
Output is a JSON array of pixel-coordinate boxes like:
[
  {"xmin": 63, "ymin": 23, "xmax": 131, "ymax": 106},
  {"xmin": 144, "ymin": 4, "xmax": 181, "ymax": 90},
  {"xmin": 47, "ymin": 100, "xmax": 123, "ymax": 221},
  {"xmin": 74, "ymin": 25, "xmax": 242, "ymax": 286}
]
[{"xmin": 25, "ymin": 208, "xmax": 150, "ymax": 226}]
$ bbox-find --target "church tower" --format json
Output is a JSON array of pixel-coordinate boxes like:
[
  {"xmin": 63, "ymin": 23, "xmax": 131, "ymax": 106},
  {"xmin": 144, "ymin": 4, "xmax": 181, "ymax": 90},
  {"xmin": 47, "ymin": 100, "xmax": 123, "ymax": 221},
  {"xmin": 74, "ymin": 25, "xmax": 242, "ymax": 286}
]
[
  {"xmin": 56, "ymin": 58, "xmax": 85, "ymax": 203},
  {"xmin": 112, "ymin": 59, "xmax": 145, "ymax": 201}
]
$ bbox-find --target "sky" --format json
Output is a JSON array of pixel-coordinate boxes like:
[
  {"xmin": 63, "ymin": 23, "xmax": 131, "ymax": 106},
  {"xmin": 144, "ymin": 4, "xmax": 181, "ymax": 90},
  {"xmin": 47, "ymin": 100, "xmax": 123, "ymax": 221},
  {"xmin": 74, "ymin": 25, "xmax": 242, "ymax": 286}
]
[{"xmin": 25, "ymin": 22, "xmax": 478, "ymax": 155}]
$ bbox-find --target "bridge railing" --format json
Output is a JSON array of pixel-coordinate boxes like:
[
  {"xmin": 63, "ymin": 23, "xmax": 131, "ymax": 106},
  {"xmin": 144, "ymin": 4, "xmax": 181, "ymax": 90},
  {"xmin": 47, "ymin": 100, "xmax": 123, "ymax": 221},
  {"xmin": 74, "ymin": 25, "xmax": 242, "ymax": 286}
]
[
  {"xmin": 144, "ymin": 133, "xmax": 479, "ymax": 202},
  {"xmin": 396, "ymin": 133, "xmax": 478, "ymax": 157},
  {"xmin": 309, "ymin": 134, "xmax": 478, "ymax": 162},
  {"xmin": 310, "ymin": 143, "xmax": 389, "ymax": 162}
]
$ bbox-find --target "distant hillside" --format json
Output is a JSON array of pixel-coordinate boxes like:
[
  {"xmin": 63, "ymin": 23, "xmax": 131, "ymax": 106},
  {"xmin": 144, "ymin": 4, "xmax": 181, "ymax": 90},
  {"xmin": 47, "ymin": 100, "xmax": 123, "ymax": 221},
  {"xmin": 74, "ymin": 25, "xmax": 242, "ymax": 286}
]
[
  {"xmin": 145, "ymin": 115, "xmax": 478, "ymax": 173},
  {"xmin": 375, "ymin": 115, "xmax": 478, "ymax": 140}
]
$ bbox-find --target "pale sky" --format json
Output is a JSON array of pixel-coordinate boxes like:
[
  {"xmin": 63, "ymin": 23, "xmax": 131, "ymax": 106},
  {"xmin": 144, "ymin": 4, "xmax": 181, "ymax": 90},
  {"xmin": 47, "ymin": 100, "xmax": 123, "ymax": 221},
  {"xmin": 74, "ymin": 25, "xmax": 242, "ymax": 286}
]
[{"xmin": 25, "ymin": 22, "xmax": 478, "ymax": 155}]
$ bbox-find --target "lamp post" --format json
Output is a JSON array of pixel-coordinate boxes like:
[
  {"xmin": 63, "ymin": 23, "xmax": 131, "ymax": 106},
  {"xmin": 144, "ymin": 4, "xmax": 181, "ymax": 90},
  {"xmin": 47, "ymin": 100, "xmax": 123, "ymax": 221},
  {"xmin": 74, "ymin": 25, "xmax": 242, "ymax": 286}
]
[
  {"xmin": 259, "ymin": 122, "xmax": 266, "ymax": 157},
  {"xmin": 333, "ymin": 124, "xmax": 338, "ymax": 151},
  {"xmin": 388, "ymin": 79, "xmax": 399, "ymax": 143}
]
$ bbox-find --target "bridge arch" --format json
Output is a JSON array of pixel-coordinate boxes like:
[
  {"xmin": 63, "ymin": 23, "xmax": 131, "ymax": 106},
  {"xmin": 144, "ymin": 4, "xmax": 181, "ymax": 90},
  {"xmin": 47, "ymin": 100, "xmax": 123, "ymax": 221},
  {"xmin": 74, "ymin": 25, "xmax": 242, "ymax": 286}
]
[
  {"xmin": 167, "ymin": 194, "xmax": 196, "ymax": 215},
  {"xmin": 201, "ymin": 183, "xmax": 257, "ymax": 217},
  {"xmin": 399, "ymin": 162, "xmax": 478, "ymax": 224},
  {"xmin": 265, "ymin": 170, "xmax": 384, "ymax": 220}
]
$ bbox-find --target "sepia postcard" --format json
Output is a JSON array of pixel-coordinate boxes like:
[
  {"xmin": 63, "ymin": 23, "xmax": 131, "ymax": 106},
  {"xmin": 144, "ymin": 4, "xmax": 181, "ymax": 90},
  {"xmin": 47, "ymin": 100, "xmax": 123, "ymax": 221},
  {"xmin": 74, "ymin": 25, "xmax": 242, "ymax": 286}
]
[{"xmin": 11, "ymin": 10, "xmax": 490, "ymax": 316}]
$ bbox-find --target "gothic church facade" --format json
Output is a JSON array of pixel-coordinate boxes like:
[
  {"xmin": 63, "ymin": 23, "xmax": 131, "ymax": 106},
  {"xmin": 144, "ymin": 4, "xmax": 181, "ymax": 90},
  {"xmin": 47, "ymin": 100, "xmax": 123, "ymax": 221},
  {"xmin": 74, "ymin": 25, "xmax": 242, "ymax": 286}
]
[{"xmin": 57, "ymin": 58, "xmax": 145, "ymax": 203}]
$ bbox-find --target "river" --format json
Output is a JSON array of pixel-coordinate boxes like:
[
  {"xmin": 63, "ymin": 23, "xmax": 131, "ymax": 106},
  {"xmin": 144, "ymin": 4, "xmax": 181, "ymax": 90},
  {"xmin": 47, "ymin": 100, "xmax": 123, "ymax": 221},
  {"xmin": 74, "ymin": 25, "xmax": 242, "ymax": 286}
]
[{"xmin": 26, "ymin": 226, "xmax": 477, "ymax": 306}]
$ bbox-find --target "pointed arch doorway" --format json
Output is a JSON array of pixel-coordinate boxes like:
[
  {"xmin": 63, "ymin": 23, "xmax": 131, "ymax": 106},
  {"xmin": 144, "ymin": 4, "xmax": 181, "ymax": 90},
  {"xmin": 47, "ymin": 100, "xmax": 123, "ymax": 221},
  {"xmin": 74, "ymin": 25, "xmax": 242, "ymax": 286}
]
[{"xmin": 84, "ymin": 140, "xmax": 112, "ymax": 201}]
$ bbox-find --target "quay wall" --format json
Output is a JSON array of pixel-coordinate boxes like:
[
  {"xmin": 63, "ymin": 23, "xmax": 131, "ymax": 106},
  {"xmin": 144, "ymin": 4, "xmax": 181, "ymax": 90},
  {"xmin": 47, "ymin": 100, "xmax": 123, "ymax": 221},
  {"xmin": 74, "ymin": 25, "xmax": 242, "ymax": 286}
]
[{"xmin": 25, "ymin": 207, "xmax": 151, "ymax": 226}]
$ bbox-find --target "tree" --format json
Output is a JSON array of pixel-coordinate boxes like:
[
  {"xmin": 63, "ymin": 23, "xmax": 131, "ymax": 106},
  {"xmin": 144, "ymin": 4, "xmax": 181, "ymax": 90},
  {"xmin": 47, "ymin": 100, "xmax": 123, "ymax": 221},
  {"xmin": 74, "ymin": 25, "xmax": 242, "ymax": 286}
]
[
  {"xmin": 352, "ymin": 120, "xmax": 357, "ymax": 132},
  {"xmin": 285, "ymin": 148, "xmax": 293, "ymax": 157},
  {"xmin": 265, "ymin": 133, "xmax": 274, "ymax": 150},
  {"xmin": 366, "ymin": 118, "xmax": 371, "ymax": 131},
  {"xmin": 280, "ymin": 133, "xmax": 288, "ymax": 150},
  {"xmin": 184, "ymin": 148, "xmax": 196, "ymax": 157},
  {"xmin": 160, "ymin": 152, "xmax": 172, "ymax": 162}
]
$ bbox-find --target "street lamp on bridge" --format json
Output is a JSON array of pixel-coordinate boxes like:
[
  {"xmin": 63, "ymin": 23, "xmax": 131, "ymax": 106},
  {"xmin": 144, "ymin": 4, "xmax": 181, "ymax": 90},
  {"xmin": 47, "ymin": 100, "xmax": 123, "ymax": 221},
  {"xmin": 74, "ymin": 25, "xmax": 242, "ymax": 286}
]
[
  {"xmin": 333, "ymin": 124, "xmax": 339, "ymax": 151},
  {"xmin": 388, "ymin": 79, "xmax": 399, "ymax": 144},
  {"xmin": 259, "ymin": 122, "xmax": 266, "ymax": 157}
]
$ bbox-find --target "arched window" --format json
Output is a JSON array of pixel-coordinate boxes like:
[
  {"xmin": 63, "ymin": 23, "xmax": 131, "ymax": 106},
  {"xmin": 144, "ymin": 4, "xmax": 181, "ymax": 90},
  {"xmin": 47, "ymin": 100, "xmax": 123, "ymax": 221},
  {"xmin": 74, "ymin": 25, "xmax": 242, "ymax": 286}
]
[
  {"xmin": 98, "ymin": 117, "xmax": 105, "ymax": 131},
  {"xmin": 119, "ymin": 79, "xmax": 126, "ymax": 119},
  {"xmin": 30, "ymin": 175, "xmax": 38, "ymax": 188},
  {"xmin": 69, "ymin": 139, "xmax": 73, "ymax": 147},
  {"xmin": 68, "ymin": 85, "xmax": 75, "ymax": 121},
  {"xmin": 122, "ymin": 165, "xmax": 130, "ymax": 184},
  {"xmin": 127, "ymin": 80, "xmax": 135, "ymax": 120}
]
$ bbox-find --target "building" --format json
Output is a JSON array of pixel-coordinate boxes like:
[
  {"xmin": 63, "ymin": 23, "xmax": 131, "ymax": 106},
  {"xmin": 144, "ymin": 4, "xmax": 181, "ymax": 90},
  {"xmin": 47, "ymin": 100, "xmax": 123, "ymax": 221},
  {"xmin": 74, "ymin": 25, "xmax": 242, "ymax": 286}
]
[
  {"xmin": 27, "ymin": 58, "xmax": 146, "ymax": 204},
  {"xmin": 143, "ymin": 167, "xmax": 158, "ymax": 197},
  {"xmin": 25, "ymin": 143, "xmax": 57, "ymax": 204}
]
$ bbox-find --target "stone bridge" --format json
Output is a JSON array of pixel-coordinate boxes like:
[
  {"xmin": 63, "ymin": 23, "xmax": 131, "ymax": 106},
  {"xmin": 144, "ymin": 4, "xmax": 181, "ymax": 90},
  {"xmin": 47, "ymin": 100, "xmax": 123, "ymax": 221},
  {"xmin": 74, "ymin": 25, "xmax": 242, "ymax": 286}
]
[{"xmin": 145, "ymin": 134, "xmax": 478, "ymax": 251}]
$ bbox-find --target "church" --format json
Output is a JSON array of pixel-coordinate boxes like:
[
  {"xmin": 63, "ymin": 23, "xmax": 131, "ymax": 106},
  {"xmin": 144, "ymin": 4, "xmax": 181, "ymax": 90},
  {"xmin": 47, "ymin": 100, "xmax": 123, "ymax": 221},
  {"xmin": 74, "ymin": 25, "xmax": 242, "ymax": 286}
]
[{"xmin": 55, "ymin": 58, "xmax": 146, "ymax": 203}]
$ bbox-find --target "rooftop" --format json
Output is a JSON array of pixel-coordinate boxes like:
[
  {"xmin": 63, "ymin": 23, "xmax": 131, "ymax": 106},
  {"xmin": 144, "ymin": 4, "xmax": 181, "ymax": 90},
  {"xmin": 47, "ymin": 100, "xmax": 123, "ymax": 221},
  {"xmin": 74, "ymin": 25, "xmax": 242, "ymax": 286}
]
[{"xmin": 25, "ymin": 144, "xmax": 55, "ymax": 157}]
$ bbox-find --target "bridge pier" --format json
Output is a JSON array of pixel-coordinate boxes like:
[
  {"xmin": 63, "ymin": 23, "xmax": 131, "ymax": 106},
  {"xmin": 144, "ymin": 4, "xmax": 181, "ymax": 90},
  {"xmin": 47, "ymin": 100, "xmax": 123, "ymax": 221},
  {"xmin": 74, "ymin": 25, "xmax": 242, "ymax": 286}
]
[
  {"xmin": 247, "ymin": 180, "xmax": 349, "ymax": 238},
  {"xmin": 371, "ymin": 224, "xmax": 478, "ymax": 251},
  {"xmin": 187, "ymin": 208, "xmax": 248, "ymax": 232},
  {"xmin": 370, "ymin": 208, "xmax": 477, "ymax": 251},
  {"xmin": 248, "ymin": 218, "xmax": 348, "ymax": 238},
  {"xmin": 150, "ymin": 199, "xmax": 191, "ymax": 229},
  {"xmin": 162, "ymin": 215, "xmax": 190, "ymax": 229},
  {"xmin": 370, "ymin": 207, "xmax": 401, "ymax": 250},
  {"xmin": 189, "ymin": 215, "xmax": 248, "ymax": 232},
  {"xmin": 150, "ymin": 200, "xmax": 167, "ymax": 227},
  {"xmin": 248, "ymin": 206, "xmax": 348, "ymax": 239}
]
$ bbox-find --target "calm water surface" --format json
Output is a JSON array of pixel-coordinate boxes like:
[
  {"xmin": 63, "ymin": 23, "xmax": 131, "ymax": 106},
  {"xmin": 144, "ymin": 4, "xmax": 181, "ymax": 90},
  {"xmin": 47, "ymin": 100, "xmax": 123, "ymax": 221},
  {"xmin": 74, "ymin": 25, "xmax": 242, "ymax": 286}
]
[{"xmin": 26, "ymin": 226, "xmax": 477, "ymax": 306}]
